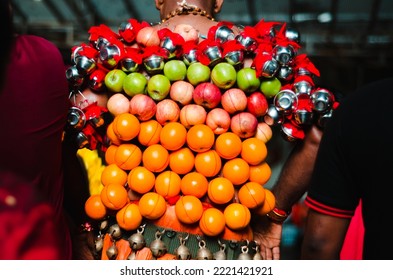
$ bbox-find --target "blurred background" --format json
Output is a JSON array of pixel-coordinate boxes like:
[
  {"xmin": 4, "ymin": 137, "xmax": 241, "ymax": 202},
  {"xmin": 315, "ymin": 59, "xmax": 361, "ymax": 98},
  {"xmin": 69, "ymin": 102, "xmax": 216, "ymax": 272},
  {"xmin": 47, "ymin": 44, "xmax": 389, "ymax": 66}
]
[{"xmin": 10, "ymin": 0, "xmax": 393, "ymax": 259}]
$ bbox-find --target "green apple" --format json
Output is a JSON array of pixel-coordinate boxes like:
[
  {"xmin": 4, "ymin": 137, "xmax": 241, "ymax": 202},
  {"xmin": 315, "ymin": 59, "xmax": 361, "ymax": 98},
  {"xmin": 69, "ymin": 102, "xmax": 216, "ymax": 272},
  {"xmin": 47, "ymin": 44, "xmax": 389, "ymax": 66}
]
[
  {"xmin": 211, "ymin": 62, "xmax": 237, "ymax": 89},
  {"xmin": 186, "ymin": 62, "xmax": 211, "ymax": 86},
  {"xmin": 236, "ymin": 67, "xmax": 261, "ymax": 93},
  {"xmin": 104, "ymin": 69, "xmax": 127, "ymax": 93},
  {"xmin": 122, "ymin": 72, "xmax": 148, "ymax": 97},
  {"xmin": 260, "ymin": 77, "xmax": 282, "ymax": 98},
  {"xmin": 163, "ymin": 59, "xmax": 187, "ymax": 82},
  {"xmin": 147, "ymin": 74, "xmax": 171, "ymax": 101}
]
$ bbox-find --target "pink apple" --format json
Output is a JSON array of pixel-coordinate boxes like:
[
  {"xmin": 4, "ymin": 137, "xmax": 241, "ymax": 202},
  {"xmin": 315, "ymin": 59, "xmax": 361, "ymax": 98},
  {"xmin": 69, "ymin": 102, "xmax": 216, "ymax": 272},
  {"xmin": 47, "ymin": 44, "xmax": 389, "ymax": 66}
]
[
  {"xmin": 230, "ymin": 112, "xmax": 258, "ymax": 138},
  {"xmin": 170, "ymin": 80, "xmax": 194, "ymax": 106},
  {"xmin": 129, "ymin": 94, "xmax": 157, "ymax": 121},
  {"xmin": 247, "ymin": 91, "xmax": 269, "ymax": 117},
  {"xmin": 174, "ymin": 24, "xmax": 199, "ymax": 43},
  {"xmin": 205, "ymin": 108, "xmax": 231, "ymax": 135},
  {"xmin": 221, "ymin": 88, "xmax": 248, "ymax": 114},
  {"xmin": 155, "ymin": 99, "xmax": 180, "ymax": 125},
  {"xmin": 107, "ymin": 93, "xmax": 130, "ymax": 116},
  {"xmin": 179, "ymin": 104, "xmax": 207, "ymax": 128},
  {"xmin": 136, "ymin": 26, "xmax": 160, "ymax": 47},
  {"xmin": 254, "ymin": 121, "xmax": 273, "ymax": 143},
  {"xmin": 192, "ymin": 82, "xmax": 222, "ymax": 109}
]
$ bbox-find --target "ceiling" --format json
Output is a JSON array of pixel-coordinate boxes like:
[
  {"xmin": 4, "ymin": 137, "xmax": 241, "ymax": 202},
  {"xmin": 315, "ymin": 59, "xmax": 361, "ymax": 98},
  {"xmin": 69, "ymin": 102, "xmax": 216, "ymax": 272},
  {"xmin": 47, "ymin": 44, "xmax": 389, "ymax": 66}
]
[{"xmin": 11, "ymin": 0, "xmax": 393, "ymax": 92}]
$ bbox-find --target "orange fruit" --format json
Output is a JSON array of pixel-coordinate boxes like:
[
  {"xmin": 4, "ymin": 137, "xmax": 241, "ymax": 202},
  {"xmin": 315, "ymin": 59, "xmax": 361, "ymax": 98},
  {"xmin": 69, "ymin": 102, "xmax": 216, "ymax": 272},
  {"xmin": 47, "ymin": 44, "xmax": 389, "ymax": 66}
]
[
  {"xmin": 254, "ymin": 188, "xmax": 275, "ymax": 216},
  {"xmin": 100, "ymin": 183, "xmax": 129, "ymax": 210},
  {"xmin": 249, "ymin": 161, "xmax": 271, "ymax": 185},
  {"xmin": 169, "ymin": 147, "xmax": 195, "ymax": 175},
  {"xmin": 214, "ymin": 132, "xmax": 242, "ymax": 159},
  {"xmin": 223, "ymin": 202, "xmax": 251, "ymax": 230},
  {"xmin": 114, "ymin": 143, "xmax": 142, "ymax": 170},
  {"xmin": 240, "ymin": 137, "xmax": 268, "ymax": 165},
  {"xmin": 116, "ymin": 202, "xmax": 143, "ymax": 231},
  {"xmin": 160, "ymin": 121, "xmax": 187, "ymax": 151},
  {"xmin": 105, "ymin": 144, "xmax": 118, "ymax": 165},
  {"xmin": 175, "ymin": 195, "xmax": 204, "ymax": 224},
  {"xmin": 138, "ymin": 192, "xmax": 167, "ymax": 220},
  {"xmin": 101, "ymin": 163, "xmax": 128, "ymax": 186},
  {"xmin": 154, "ymin": 170, "xmax": 181, "ymax": 198},
  {"xmin": 138, "ymin": 119, "xmax": 162, "ymax": 146},
  {"xmin": 180, "ymin": 172, "xmax": 208, "ymax": 198},
  {"xmin": 106, "ymin": 122, "xmax": 122, "ymax": 146},
  {"xmin": 85, "ymin": 194, "xmax": 107, "ymax": 220},
  {"xmin": 112, "ymin": 112, "xmax": 141, "ymax": 141},
  {"xmin": 238, "ymin": 181, "xmax": 266, "ymax": 209},
  {"xmin": 222, "ymin": 157, "xmax": 250, "ymax": 186},
  {"xmin": 127, "ymin": 166, "xmax": 155, "ymax": 194},
  {"xmin": 207, "ymin": 177, "xmax": 235, "ymax": 205},
  {"xmin": 199, "ymin": 207, "xmax": 226, "ymax": 236},
  {"xmin": 194, "ymin": 149, "xmax": 222, "ymax": 177},
  {"xmin": 186, "ymin": 124, "xmax": 215, "ymax": 153},
  {"xmin": 142, "ymin": 144, "xmax": 169, "ymax": 172}
]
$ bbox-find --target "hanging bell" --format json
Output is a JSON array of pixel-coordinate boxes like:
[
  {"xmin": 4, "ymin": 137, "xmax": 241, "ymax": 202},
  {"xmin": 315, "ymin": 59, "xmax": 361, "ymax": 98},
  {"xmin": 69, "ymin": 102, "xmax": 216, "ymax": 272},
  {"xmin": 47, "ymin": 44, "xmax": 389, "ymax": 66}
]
[
  {"xmin": 65, "ymin": 65, "xmax": 84, "ymax": 88},
  {"xmin": 294, "ymin": 109, "xmax": 313, "ymax": 125},
  {"xmin": 143, "ymin": 54, "xmax": 165, "ymax": 75},
  {"xmin": 316, "ymin": 108, "xmax": 334, "ymax": 128},
  {"xmin": 286, "ymin": 27, "xmax": 301, "ymax": 44},
  {"xmin": 88, "ymin": 69, "xmax": 107, "ymax": 92},
  {"xmin": 183, "ymin": 49, "xmax": 198, "ymax": 66},
  {"xmin": 294, "ymin": 80, "xmax": 312, "ymax": 95},
  {"xmin": 160, "ymin": 37, "xmax": 179, "ymax": 59},
  {"xmin": 215, "ymin": 25, "xmax": 236, "ymax": 44},
  {"xmin": 128, "ymin": 225, "xmax": 146, "ymax": 251},
  {"xmin": 75, "ymin": 55, "xmax": 96, "ymax": 75},
  {"xmin": 75, "ymin": 131, "xmax": 90, "ymax": 149},
  {"xmin": 175, "ymin": 234, "xmax": 191, "ymax": 260},
  {"xmin": 203, "ymin": 45, "xmax": 222, "ymax": 67},
  {"xmin": 261, "ymin": 58, "xmax": 280, "ymax": 78},
  {"xmin": 95, "ymin": 36, "xmax": 110, "ymax": 51},
  {"xmin": 66, "ymin": 107, "xmax": 86, "ymax": 130},
  {"xmin": 253, "ymin": 242, "xmax": 263, "ymax": 260},
  {"xmin": 235, "ymin": 34, "xmax": 258, "ymax": 53},
  {"xmin": 264, "ymin": 104, "xmax": 283, "ymax": 126},
  {"xmin": 99, "ymin": 44, "xmax": 122, "ymax": 69},
  {"xmin": 150, "ymin": 230, "xmax": 167, "ymax": 258},
  {"xmin": 108, "ymin": 224, "xmax": 122, "ymax": 240},
  {"xmin": 95, "ymin": 234, "xmax": 104, "ymax": 253},
  {"xmin": 277, "ymin": 65, "xmax": 294, "ymax": 82},
  {"xmin": 121, "ymin": 57, "xmax": 139, "ymax": 73},
  {"xmin": 272, "ymin": 45, "xmax": 295, "ymax": 66},
  {"xmin": 311, "ymin": 89, "xmax": 334, "ymax": 113},
  {"xmin": 196, "ymin": 239, "xmax": 213, "ymax": 260},
  {"xmin": 106, "ymin": 243, "xmax": 118, "ymax": 260},
  {"xmin": 224, "ymin": 50, "xmax": 244, "ymax": 66},
  {"xmin": 213, "ymin": 240, "xmax": 227, "ymax": 260},
  {"xmin": 237, "ymin": 243, "xmax": 252, "ymax": 260},
  {"xmin": 274, "ymin": 89, "xmax": 298, "ymax": 115}
]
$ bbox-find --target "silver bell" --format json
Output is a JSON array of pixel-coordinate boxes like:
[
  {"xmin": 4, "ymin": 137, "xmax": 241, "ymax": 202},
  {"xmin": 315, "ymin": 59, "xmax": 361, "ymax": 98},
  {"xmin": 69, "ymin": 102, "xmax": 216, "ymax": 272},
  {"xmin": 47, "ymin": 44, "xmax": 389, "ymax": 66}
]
[
  {"xmin": 261, "ymin": 59, "xmax": 280, "ymax": 78},
  {"xmin": 294, "ymin": 80, "xmax": 312, "ymax": 95},
  {"xmin": 277, "ymin": 65, "xmax": 294, "ymax": 82},
  {"xmin": 143, "ymin": 55, "xmax": 165, "ymax": 75},
  {"xmin": 67, "ymin": 107, "xmax": 86, "ymax": 130},
  {"xmin": 75, "ymin": 131, "xmax": 89, "ymax": 149},
  {"xmin": 183, "ymin": 49, "xmax": 198, "ymax": 66},
  {"xmin": 237, "ymin": 245, "xmax": 252, "ymax": 260},
  {"xmin": 95, "ymin": 234, "xmax": 104, "ymax": 252},
  {"xmin": 75, "ymin": 55, "xmax": 96, "ymax": 75},
  {"xmin": 225, "ymin": 50, "xmax": 244, "ymax": 66},
  {"xmin": 203, "ymin": 45, "xmax": 222, "ymax": 66},
  {"xmin": 175, "ymin": 235, "xmax": 191, "ymax": 260},
  {"xmin": 286, "ymin": 27, "xmax": 301, "ymax": 44},
  {"xmin": 108, "ymin": 224, "xmax": 122, "ymax": 240},
  {"xmin": 235, "ymin": 34, "xmax": 258, "ymax": 52},
  {"xmin": 196, "ymin": 239, "xmax": 213, "ymax": 260},
  {"xmin": 65, "ymin": 65, "xmax": 84, "ymax": 88},
  {"xmin": 121, "ymin": 57, "xmax": 139, "ymax": 73},
  {"xmin": 253, "ymin": 242, "xmax": 263, "ymax": 260},
  {"xmin": 311, "ymin": 89, "xmax": 334, "ymax": 113},
  {"xmin": 106, "ymin": 243, "xmax": 118, "ymax": 260},
  {"xmin": 150, "ymin": 230, "xmax": 167, "ymax": 258},
  {"xmin": 294, "ymin": 109, "xmax": 313, "ymax": 125},
  {"xmin": 264, "ymin": 105, "xmax": 283, "ymax": 126},
  {"xmin": 128, "ymin": 232, "xmax": 146, "ymax": 251},
  {"xmin": 95, "ymin": 37, "xmax": 110, "ymax": 51},
  {"xmin": 160, "ymin": 37, "xmax": 179, "ymax": 59},
  {"xmin": 99, "ymin": 44, "xmax": 122, "ymax": 69},
  {"xmin": 317, "ymin": 108, "xmax": 334, "ymax": 128},
  {"xmin": 215, "ymin": 25, "xmax": 236, "ymax": 44},
  {"xmin": 272, "ymin": 45, "xmax": 295, "ymax": 66},
  {"xmin": 274, "ymin": 89, "xmax": 298, "ymax": 114},
  {"xmin": 213, "ymin": 240, "xmax": 227, "ymax": 260}
]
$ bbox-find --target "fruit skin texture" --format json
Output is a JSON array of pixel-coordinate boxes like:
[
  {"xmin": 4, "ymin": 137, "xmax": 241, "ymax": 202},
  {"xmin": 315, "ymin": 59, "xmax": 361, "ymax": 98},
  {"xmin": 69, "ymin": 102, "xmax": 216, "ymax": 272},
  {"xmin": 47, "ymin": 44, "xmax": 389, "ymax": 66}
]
[
  {"xmin": 215, "ymin": 132, "xmax": 242, "ymax": 160},
  {"xmin": 123, "ymin": 72, "xmax": 148, "ymax": 97},
  {"xmin": 138, "ymin": 192, "xmax": 167, "ymax": 220},
  {"xmin": 192, "ymin": 82, "xmax": 222, "ymax": 109},
  {"xmin": 85, "ymin": 194, "xmax": 107, "ymax": 220},
  {"xmin": 155, "ymin": 99, "xmax": 180, "ymax": 125},
  {"xmin": 224, "ymin": 203, "xmax": 251, "ymax": 230},
  {"xmin": 230, "ymin": 112, "xmax": 258, "ymax": 139},
  {"xmin": 186, "ymin": 62, "xmax": 211, "ymax": 86},
  {"xmin": 199, "ymin": 207, "xmax": 226, "ymax": 236},
  {"xmin": 207, "ymin": 177, "xmax": 235, "ymax": 205},
  {"xmin": 211, "ymin": 62, "xmax": 237, "ymax": 89},
  {"xmin": 105, "ymin": 69, "xmax": 127, "ymax": 93},
  {"xmin": 238, "ymin": 182, "xmax": 266, "ymax": 209},
  {"xmin": 163, "ymin": 59, "xmax": 187, "ymax": 82},
  {"xmin": 205, "ymin": 108, "xmax": 231, "ymax": 135},
  {"xmin": 175, "ymin": 195, "xmax": 204, "ymax": 224},
  {"xmin": 247, "ymin": 91, "xmax": 269, "ymax": 117},
  {"xmin": 260, "ymin": 77, "xmax": 282, "ymax": 98},
  {"xmin": 169, "ymin": 80, "xmax": 194, "ymax": 106},
  {"xmin": 179, "ymin": 104, "xmax": 207, "ymax": 128},
  {"xmin": 186, "ymin": 123, "xmax": 215, "ymax": 153},
  {"xmin": 236, "ymin": 68, "xmax": 261, "ymax": 93},
  {"xmin": 116, "ymin": 203, "xmax": 143, "ymax": 231},
  {"xmin": 253, "ymin": 189, "xmax": 276, "ymax": 216},
  {"xmin": 221, "ymin": 88, "xmax": 248, "ymax": 114},
  {"xmin": 100, "ymin": 183, "xmax": 129, "ymax": 210},
  {"xmin": 147, "ymin": 74, "xmax": 171, "ymax": 101},
  {"xmin": 129, "ymin": 94, "xmax": 157, "ymax": 121}
]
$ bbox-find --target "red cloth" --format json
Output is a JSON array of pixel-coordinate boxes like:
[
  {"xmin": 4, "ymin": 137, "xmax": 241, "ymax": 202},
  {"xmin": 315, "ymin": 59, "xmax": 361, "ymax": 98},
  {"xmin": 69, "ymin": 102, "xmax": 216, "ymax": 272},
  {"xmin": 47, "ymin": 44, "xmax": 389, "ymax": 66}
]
[
  {"xmin": 340, "ymin": 201, "xmax": 364, "ymax": 260},
  {"xmin": 0, "ymin": 35, "xmax": 72, "ymax": 259}
]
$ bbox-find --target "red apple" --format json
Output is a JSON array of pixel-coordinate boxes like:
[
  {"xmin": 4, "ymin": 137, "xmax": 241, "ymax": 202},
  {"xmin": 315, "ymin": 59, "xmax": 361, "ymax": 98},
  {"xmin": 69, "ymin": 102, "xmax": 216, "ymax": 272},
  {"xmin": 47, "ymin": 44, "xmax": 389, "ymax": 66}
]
[
  {"xmin": 170, "ymin": 80, "xmax": 194, "ymax": 106},
  {"xmin": 230, "ymin": 112, "xmax": 258, "ymax": 138},
  {"xmin": 247, "ymin": 91, "xmax": 269, "ymax": 117},
  {"xmin": 155, "ymin": 99, "xmax": 180, "ymax": 125},
  {"xmin": 254, "ymin": 121, "xmax": 273, "ymax": 143},
  {"xmin": 129, "ymin": 94, "xmax": 157, "ymax": 121},
  {"xmin": 179, "ymin": 104, "xmax": 207, "ymax": 128},
  {"xmin": 221, "ymin": 88, "xmax": 247, "ymax": 114},
  {"xmin": 136, "ymin": 26, "xmax": 160, "ymax": 47},
  {"xmin": 174, "ymin": 24, "xmax": 199, "ymax": 43},
  {"xmin": 193, "ymin": 82, "xmax": 222, "ymax": 109},
  {"xmin": 107, "ymin": 93, "xmax": 130, "ymax": 116},
  {"xmin": 205, "ymin": 108, "xmax": 231, "ymax": 135}
]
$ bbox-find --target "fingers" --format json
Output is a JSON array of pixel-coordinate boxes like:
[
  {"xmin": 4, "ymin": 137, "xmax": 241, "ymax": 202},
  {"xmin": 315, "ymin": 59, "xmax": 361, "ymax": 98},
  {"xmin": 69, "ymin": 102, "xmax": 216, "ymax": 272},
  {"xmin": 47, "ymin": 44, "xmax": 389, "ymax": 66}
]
[{"xmin": 261, "ymin": 246, "xmax": 280, "ymax": 260}]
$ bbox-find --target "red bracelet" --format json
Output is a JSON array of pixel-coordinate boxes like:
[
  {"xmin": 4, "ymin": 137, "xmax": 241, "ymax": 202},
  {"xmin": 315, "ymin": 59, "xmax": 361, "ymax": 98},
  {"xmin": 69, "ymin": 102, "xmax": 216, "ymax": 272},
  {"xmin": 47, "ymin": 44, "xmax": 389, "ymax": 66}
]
[{"xmin": 266, "ymin": 207, "xmax": 291, "ymax": 223}]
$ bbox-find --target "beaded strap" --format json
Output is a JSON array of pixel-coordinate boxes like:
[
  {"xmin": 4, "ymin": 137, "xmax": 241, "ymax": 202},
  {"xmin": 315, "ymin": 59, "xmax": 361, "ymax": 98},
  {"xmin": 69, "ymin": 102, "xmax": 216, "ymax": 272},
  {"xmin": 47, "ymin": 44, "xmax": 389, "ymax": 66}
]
[{"xmin": 162, "ymin": 0, "xmax": 215, "ymax": 23}]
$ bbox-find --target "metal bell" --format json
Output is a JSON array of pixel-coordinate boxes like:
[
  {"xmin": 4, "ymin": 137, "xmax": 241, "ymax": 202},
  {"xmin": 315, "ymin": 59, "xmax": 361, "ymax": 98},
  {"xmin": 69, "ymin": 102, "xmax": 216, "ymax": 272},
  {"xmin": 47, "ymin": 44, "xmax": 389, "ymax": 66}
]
[
  {"xmin": 224, "ymin": 50, "xmax": 244, "ymax": 66},
  {"xmin": 75, "ymin": 55, "xmax": 96, "ymax": 75},
  {"xmin": 95, "ymin": 234, "xmax": 104, "ymax": 252},
  {"xmin": 99, "ymin": 44, "xmax": 122, "ymax": 69},
  {"xmin": 88, "ymin": 69, "xmax": 107, "ymax": 91},
  {"xmin": 108, "ymin": 224, "xmax": 122, "ymax": 240},
  {"xmin": 311, "ymin": 89, "xmax": 334, "ymax": 113},
  {"xmin": 160, "ymin": 37, "xmax": 179, "ymax": 59},
  {"xmin": 175, "ymin": 235, "xmax": 191, "ymax": 260},
  {"xmin": 106, "ymin": 243, "xmax": 118, "ymax": 260},
  {"xmin": 264, "ymin": 104, "xmax": 283, "ymax": 126},
  {"xmin": 150, "ymin": 230, "xmax": 167, "ymax": 258},
  {"xmin": 203, "ymin": 45, "xmax": 222, "ymax": 66},
  {"xmin": 75, "ymin": 131, "xmax": 89, "ymax": 149},
  {"xmin": 99, "ymin": 219, "xmax": 109, "ymax": 231},
  {"xmin": 183, "ymin": 49, "xmax": 198, "ymax": 66},
  {"xmin": 213, "ymin": 240, "xmax": 227, "ymax": 260},
  {"xmin": 128, "ymin": 225, "xmax": 146, "ymax": 251},
  {"xmin": 143, "ymin": 54, "xmax": 165, "ymax": 74},
  {"xmin": 261, "ymin": 58, "xmax": 280, "ymax": 78},
  {"xmin": 274, "ymin": 89, "xmax": 298, "ymax": 114},
  {"xmin": 121, "ymin": 57, "xmax": 139, "ymax": 73},
  {"xmin": 272, "ymin": 45, "xmax": 295, "ymax": 66},
  {"xmin": 237, "ymin": 245, "xmax": 252, "ymax": 260},
  {"xmin": 196, "ymin": 239, "xmax": 213, "ymax": 260},
  {"xmin": 277, "ymin": 65, "xmax": 294, "ymax": 82},
  {"xmin": 215, "ymin": 25, "xmax": 236, "ymax": 44},
  {"xmin": 235, "ymin": 34, "xmax": 258, "ymax": 52},
  {"xmin": 67, "ymin": 107, "xmax": 86, "ymax": 130},
  {"xmin": 285, "ymin": 27, "xmax": 301, "ymax": 44},
  {"xmin": 95, "ymin": 36, "xmax": 110, "ymax": 51},
  {"xmin": 294, "ymin": 80, "xmax": 312, "ymax": 95},
  {"xmin": 294, "ymin": 109, "xmax": 313, "ymax": 125},
  {"xmin": 253, "ymin": 242, "xmax": 263, "ymax": 260},
  {"xmin": 71, "ymin": 45, "xmax": 83, "ymax": 64},
  {"xmin": 317, "ymin": 108, "xmax": 334, "ymax": 128},
  {"xmin": 65, "ymin": 65, "xmax": 84, "ymax": 88}
]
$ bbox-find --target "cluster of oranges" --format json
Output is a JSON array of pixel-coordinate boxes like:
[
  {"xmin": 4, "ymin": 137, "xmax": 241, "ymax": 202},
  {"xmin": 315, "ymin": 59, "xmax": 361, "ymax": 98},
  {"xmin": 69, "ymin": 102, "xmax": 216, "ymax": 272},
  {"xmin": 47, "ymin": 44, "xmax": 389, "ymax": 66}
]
[{"xmin": 85, "ymin": 112, "xmax": 275, "ymax": 237}]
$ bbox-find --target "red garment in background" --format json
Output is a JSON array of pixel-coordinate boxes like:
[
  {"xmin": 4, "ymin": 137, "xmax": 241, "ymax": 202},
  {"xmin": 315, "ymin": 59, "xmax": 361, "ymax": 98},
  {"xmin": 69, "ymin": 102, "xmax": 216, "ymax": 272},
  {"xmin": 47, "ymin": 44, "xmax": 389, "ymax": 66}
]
[
  {"xmin": 0, "ymin": 35, "xmax": 72, "ymax": 259},
  {"xmin": 340, "ymin": 201, "xmax": 364, "ymax": 260}
]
